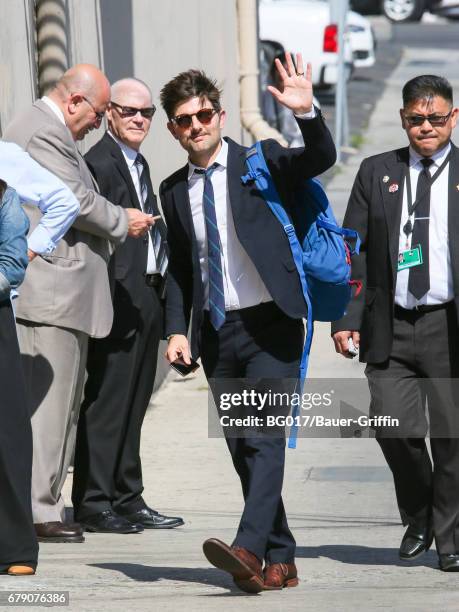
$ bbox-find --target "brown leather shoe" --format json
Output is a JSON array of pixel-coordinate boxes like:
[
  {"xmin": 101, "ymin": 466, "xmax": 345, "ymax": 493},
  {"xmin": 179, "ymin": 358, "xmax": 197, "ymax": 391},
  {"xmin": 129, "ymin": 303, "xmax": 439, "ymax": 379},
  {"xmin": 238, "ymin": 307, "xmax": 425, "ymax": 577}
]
[
  {"xmin": 34, "ymin": 521, "xmax": 85, "ymax": 543},
  {"xmin": 203, "ymin": 538, "xmax": 264, "ymax": 593},
  {"xmin": 264, "ymin": 562, "xmax": 299, "ymax": 589},
  {"xmin": 7, "ymin": 565, "xmax": 36, "ymax": 576}
]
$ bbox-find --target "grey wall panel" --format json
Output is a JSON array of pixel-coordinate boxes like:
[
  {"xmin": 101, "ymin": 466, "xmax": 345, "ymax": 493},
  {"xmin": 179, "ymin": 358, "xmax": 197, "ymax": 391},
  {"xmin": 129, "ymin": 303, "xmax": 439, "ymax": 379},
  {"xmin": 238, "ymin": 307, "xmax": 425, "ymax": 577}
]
[
  {"xmin": 70, "ymin": 0, "xmax": 242, "ymax": 186},
  {"xmin": 0, "ymin": 0, "xmax": 37, "ymax": 136}
]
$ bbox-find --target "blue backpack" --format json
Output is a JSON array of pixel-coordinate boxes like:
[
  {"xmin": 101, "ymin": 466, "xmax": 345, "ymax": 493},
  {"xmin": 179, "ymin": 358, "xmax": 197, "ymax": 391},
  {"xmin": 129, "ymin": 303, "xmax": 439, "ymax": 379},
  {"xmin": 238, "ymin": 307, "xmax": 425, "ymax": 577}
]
[{"xmin": 241, "ymin": 141, "xmax": 360, "ymax": 448}]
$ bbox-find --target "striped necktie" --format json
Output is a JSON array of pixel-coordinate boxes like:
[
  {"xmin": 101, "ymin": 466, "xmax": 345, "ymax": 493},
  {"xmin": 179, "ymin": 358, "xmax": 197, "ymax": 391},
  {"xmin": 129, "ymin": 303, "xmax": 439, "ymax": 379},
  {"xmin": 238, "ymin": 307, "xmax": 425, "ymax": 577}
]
[
  {"xmin": 135, "ymin": 153, "xmax": 168, "ymax": 276},
  {"xmin": 196, "ymin": 163, "xmax": 226, "ymax": 330}
]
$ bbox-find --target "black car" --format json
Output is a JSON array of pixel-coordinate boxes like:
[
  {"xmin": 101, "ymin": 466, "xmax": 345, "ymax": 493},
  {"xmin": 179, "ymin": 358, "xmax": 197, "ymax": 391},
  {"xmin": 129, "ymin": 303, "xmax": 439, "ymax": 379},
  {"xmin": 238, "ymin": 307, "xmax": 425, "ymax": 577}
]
[{"xmin": 350, "ymin": 0, "xmax": 459, "ymax": 22}]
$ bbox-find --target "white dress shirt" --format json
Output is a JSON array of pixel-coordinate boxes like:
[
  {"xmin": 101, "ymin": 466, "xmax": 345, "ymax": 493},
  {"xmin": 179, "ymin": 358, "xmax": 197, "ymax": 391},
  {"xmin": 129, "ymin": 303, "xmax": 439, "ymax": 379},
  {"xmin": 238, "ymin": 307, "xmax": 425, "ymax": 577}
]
[
  {"xmin": 108, "ymin": 132, "xmax": 158, "ymax": 274},
  {"xmin": 0, "ymin": 141, "xmax": 79, "ymax": 254},
  {"xmin": 188, "ymin": 139, "xmax": 272, "ymax": 310},
  {"xmin": 41, "ymin": 95, "xmax": 66, "ymax": 125},
  {"xmin": 395, "ymin": 143, "xmax": 452, "ymax": 308}
]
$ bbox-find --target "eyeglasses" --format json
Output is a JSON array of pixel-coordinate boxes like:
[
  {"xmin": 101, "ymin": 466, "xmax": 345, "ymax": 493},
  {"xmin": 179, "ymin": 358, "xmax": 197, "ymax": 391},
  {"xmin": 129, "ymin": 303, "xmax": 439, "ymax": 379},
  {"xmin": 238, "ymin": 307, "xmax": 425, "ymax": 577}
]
[
  {"xmin": 110, "ymin": 101, "xmax": 156, "ymax": 119},
  {"xmin": 82, "ymin": 96, "xmax": 106, "ymax": 121},
  {"xmin": 403, "ymin": 111, "xmax": 452, "ymax": 127},
  {"xmin": 171, "ymin": 108, "xmax": 218, "ymax": 129}
]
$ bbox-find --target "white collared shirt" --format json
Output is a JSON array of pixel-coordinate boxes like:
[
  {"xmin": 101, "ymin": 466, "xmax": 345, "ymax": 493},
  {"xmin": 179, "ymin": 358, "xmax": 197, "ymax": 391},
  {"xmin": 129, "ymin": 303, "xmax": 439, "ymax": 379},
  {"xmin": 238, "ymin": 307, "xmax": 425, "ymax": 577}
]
[
  {"xmin": 188, "ymin": 139, "xmax": 272, "ymax": 310},
  {"xmin": 108, "ymin": 132, "xmax": 158, "ymax": 274},
  {"xmin": 395, "ymin": 142, "xmax": 452, "ymax": 308},
  {"xmin": 41, "ymin": 96, "xmax": 66, "ymax": 126}
]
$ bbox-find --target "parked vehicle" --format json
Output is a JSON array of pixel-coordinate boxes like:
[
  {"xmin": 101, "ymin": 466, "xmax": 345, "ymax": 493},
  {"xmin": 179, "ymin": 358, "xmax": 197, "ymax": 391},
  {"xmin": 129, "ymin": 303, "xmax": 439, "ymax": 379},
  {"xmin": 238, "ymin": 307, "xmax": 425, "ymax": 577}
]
[
  {"xmin": 259, "ymin": 0, "xmax": 354, "ymax": 89},
  {"xmin": 347, "ymin": 9, "xmax": 376, "ymax": 68},
  {"xmin": 350, "ymin": 0, "xmax": 459, "ymax": 22}
]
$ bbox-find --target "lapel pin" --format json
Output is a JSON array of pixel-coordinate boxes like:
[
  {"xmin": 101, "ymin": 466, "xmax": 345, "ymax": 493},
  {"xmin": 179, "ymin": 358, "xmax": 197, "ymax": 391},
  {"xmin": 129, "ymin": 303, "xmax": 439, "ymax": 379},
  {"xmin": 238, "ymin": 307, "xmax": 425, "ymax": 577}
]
[
  {"xmin": 383, "ymin": 175, "xmax": 389, "ymax": 183},
  {"xmin": 389, "ymin": 183, "xmax": 399, "ymax": 193}
]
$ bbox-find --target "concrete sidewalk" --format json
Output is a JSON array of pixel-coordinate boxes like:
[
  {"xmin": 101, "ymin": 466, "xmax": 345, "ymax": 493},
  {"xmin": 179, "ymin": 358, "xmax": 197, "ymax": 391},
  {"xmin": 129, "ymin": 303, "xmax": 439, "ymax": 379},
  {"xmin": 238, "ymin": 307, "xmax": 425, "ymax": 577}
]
[{"xmin": 3, "ymin": 41, "xmax": 459, "ymax": 612}]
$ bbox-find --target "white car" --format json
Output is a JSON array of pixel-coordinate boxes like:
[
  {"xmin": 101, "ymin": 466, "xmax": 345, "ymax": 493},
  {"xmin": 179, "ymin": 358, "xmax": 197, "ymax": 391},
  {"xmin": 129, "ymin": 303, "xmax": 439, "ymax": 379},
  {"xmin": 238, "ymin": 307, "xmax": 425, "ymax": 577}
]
[
  {"xmin": 351, "ymin": 0, "xmax": 459, "ymax": 22},
  {"xmin": 259, "ymin": 0, "xmax": 354, "ymax": 89},
  {"xmin": 347, "ymin": 9, "xmax": 376, "ymax": 68}
]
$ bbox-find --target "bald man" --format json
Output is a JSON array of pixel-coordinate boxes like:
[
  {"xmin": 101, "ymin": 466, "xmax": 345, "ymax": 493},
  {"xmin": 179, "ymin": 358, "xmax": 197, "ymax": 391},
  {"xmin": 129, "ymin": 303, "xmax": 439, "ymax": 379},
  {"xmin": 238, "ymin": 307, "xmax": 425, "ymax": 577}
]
[
  {"xmin": 4, "ymin": 65, "xmax": 154, "ymax": 543},
  {"xmin": 72, "ymin": 78, "xmax": 183, "ymax": 533}
]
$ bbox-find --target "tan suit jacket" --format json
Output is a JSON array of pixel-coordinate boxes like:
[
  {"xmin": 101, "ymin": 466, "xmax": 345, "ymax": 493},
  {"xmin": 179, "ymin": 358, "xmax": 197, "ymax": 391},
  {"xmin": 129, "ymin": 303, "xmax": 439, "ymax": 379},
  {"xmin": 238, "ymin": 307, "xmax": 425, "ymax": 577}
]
[{"xmin": 4, "ymin": 100, "xmax": 128, "ymax": 337}]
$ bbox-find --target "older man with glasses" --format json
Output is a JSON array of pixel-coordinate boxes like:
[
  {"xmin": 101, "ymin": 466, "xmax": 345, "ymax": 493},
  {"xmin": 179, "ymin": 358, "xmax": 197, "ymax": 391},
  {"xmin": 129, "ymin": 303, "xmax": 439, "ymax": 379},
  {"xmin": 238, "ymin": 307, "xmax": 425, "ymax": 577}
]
[
  {"xmin": 4, "ymin": 64, "xmax": 154, "ymax": 544},
  {"xmin": 72, "ymin": 77, "xmax": 184, "ymax": 534}
]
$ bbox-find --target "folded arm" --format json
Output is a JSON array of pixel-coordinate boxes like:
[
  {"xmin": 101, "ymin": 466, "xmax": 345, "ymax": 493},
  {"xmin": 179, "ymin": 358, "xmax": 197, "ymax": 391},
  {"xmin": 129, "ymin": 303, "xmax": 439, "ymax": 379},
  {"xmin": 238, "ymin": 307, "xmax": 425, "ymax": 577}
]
[{"xmin": 0, "ymin": 142, "xmax": 80, "ymax": 259}]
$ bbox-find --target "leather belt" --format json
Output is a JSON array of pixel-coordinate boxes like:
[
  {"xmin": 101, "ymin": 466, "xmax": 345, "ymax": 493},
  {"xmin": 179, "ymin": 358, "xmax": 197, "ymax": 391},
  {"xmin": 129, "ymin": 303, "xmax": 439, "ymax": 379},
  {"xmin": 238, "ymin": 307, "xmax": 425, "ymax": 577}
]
[
  {"xmin": 203, "ymin": 301, "xmax": 278, "ymax": 324},
  {"xmin": 394, "ymin": 301, "xmax": 453, "ymax": 315},
  {"xmin": 145, "ymin": 273, "xmax": 162, "ymax": 287}
]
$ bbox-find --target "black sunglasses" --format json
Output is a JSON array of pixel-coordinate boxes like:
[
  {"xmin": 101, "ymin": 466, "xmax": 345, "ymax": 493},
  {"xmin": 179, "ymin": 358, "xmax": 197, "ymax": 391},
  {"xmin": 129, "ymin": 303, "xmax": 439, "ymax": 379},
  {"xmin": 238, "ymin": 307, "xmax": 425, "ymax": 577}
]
[
  {"xmin": 404, "ymin": 111, "xmax": 452, "ymax": 127},
  {"xmin": 110, "ymin": 101, "xmax": 156, "ymax": 119},
  {"xmin": 171, "ymin": 108, "xmax": 218, "ymax": 129}
]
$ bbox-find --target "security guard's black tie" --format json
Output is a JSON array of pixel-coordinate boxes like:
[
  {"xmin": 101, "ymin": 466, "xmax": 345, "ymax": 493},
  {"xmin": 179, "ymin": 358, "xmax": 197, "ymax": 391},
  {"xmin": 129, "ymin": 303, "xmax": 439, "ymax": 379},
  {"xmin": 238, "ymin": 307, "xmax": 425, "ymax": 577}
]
[{"xmin": 408, "ymin": 157, "xmax": 434, "ymax": 300}]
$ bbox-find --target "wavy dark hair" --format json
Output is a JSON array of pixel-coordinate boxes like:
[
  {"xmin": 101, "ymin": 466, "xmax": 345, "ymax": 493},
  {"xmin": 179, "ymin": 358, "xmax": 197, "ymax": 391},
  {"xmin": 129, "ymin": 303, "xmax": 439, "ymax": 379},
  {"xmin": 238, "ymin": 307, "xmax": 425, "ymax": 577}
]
[{"xmin": 160, "ymin": 69, "xmax": 222, "ymax": 119}]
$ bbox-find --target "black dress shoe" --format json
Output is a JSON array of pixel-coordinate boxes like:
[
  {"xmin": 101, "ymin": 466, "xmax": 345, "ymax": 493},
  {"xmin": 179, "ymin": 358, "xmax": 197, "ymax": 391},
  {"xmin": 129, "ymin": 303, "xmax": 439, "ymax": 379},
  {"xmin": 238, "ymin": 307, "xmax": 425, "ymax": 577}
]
[
  {"xmin": 34, "ymin": 521, "xmax": 85, "ymax": 543},
  {"xmin": 439, "ymin": 554, "xmax": 459, "ymax": 572},
  {"xmin": 399, "ymin": 523, "xmax": 434, "ymax": 560},
  {"xmin": 121, "ymin": 507, "xmax": 184, "ymax": 529},
  {"xmin": 80, "ymin": 510, "xmax": 144, "ymax": 534}
]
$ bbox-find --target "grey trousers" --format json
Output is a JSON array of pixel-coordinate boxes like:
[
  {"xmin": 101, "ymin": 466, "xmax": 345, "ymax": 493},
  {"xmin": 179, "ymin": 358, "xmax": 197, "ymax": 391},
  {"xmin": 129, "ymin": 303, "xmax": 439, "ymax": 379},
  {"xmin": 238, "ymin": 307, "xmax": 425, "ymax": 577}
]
[{"xmin": 17, "ymin": 320, "xmax": 88, "ymax": 523}]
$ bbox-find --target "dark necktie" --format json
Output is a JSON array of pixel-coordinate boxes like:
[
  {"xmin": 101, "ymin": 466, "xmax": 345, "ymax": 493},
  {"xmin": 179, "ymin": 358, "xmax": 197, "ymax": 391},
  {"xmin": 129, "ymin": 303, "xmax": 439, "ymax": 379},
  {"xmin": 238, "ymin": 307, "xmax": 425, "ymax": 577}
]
[
  {"xmin": 408, "ymin": 157, "xmax": 434, "ymax": 300},
  {"xmin": 135, "ymin": 153, "xmax": 168, "ymax": 276},
  {"xmin": 196, "ymin": 163, "xmax": 225, "ymax": 330}
]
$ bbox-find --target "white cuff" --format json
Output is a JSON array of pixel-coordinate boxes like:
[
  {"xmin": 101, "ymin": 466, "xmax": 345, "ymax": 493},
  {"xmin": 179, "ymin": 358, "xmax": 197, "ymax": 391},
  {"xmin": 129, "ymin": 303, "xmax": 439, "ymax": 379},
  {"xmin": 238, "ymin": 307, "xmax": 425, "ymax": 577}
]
[
  {"xmin": 27, "ymin": 226, "xmax": 56, "ymax": 255},
  {"xmin": 294, "ymin": 108, "xmax": 316, "ymax": 120}
]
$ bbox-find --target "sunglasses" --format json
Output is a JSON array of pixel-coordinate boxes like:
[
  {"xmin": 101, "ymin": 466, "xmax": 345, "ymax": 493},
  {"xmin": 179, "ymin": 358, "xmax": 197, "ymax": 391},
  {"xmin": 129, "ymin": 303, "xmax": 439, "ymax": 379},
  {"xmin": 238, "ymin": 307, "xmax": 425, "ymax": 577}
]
[
  {"xmin": 403, "ymin": 111, "xmax": 452, "ymax": 127},
  {"xmin": 110, "ymin": 101, "xmax": 156, "ymax": 119},
  {"xmin": 171, "ymin": 108, "xmax": 218, "ymax": 129},
  {"xmin": 82, "ymin": 96, "xmax": 106, "ymax": 121}
]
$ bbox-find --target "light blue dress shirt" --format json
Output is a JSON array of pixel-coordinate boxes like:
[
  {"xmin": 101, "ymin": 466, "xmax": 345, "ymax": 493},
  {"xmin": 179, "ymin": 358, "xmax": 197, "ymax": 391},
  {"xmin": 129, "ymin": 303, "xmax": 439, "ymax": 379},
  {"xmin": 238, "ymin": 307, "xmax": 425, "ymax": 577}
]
[{"xmin": 0, "ymin": 141, "xmax": 80, "ymax": 254}]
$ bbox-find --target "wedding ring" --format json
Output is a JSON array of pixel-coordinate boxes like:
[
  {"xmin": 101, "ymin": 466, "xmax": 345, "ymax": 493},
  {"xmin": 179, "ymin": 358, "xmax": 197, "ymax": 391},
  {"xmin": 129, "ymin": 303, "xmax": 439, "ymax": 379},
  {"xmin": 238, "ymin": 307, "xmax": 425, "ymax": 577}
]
[{"xmin": 296, "ymin": 71, "xmax": 304, "ymax": 76}]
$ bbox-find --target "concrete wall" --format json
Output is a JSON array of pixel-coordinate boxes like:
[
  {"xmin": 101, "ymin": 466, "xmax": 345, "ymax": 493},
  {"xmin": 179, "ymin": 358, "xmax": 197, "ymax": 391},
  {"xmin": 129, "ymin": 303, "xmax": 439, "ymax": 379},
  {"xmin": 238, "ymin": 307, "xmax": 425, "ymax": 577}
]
[{"xmin": 0, "ymin": 0, "xmax": 38, "ymax": 136}]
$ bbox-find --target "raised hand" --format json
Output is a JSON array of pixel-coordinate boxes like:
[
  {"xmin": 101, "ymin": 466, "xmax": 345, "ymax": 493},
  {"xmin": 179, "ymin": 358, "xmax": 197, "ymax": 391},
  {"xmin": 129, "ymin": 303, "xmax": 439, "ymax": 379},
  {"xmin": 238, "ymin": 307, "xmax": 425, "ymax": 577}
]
[{"xmin": 267, "ymin": 52, "xmax": 313, "ymax": 115}]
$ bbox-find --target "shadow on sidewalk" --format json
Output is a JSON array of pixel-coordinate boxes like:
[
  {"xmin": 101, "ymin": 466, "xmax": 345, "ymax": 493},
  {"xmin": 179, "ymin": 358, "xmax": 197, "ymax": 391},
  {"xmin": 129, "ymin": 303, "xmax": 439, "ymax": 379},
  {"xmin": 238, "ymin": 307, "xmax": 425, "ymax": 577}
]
[
  {"xmin": 296, "ymin": 545, "xmax": 438, "ymax": 568},
  {"xmin": 90, "ymin": 563, "xmax": 247, "ymax": 593}
]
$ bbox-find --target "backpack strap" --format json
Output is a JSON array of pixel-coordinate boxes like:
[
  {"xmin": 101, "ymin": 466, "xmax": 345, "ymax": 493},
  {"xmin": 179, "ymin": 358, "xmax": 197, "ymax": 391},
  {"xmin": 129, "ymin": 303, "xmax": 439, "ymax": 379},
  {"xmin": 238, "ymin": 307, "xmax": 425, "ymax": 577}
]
[{"xmin": 242, "ymin": 142, "xmax": 312, "ymax": 448}]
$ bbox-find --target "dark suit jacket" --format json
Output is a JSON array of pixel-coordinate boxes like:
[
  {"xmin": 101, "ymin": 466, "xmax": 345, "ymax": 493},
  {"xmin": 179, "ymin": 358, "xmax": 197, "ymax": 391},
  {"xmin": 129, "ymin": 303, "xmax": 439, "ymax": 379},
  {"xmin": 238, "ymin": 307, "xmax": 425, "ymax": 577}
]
[
  {"xmin": 332, "ymin": 142, "xmax": 459, "ymax": 364},
  {"xmin": 160, "ymin": 113, "xmax": 336, "ymax": 359},
  {"xmin": 85, "ymin": 132, "xmax": 167, "ymax": 339}
]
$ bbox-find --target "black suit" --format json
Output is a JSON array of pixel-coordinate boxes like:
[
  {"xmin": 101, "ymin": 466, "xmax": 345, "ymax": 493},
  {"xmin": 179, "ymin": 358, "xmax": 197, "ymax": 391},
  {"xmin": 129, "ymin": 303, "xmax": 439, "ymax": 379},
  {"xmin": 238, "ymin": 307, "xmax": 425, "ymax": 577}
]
[
  {"xmin": 161, "ymin": 115, "xmax": 335, "ymax": 358},
  {"xmin": 72, "ymin": 132, "xmax": 166, "ymax": 519},
  {"xmin": 160, "ymin": 114, "xmax": 336, "ymax": 563},
  {"xmin": 333, "ymin": 142, "xmax": 459, "ymax": 555}
]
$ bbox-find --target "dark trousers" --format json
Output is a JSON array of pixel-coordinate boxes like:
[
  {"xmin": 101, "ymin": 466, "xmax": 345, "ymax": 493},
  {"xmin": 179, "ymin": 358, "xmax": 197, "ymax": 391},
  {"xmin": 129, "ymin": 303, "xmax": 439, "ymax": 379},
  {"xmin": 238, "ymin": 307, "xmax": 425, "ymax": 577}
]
[
  {"xmin": 365, "ymin": 303, "xmax": 459, "ymax": 554},
  {"xmin": 0, "ymin": 300, "xmax": 38, "ymax": 571},
  {"xmin": 72, "ymin": 288, "xmax": 162, "ymax": 519},
  {"xmin": 200, "ymin": 301, "xmax": 304, "ymax": 564}
]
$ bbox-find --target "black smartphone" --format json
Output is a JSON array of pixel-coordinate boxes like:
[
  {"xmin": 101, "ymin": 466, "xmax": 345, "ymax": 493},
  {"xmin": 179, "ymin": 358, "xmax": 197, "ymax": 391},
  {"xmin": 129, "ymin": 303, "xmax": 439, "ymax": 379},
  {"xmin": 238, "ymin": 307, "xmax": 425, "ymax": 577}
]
[{"xmin": 170, "ymin": 358, "xmax": 200, "ymax": 377}]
